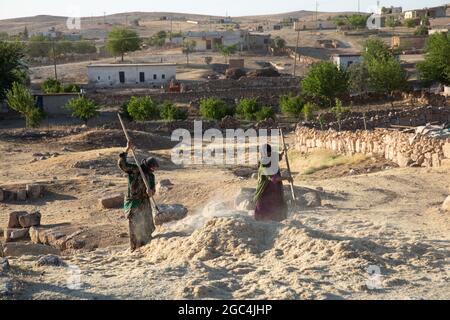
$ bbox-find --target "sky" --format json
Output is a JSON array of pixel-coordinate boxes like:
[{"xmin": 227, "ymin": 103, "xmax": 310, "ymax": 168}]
[{"xmin": 0, "ymin": 0, "xmax": 448, "ymax": 20}]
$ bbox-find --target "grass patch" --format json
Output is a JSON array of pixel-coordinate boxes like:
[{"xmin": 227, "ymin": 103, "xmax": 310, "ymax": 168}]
[{"xmin": 288, "ymin": 149, "xmax": 368, "ymax": 175}]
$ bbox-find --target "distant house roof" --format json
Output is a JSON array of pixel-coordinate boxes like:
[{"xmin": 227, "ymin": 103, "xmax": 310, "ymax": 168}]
[
  {"xmin": 332, "ymin": 53, "xmax": 362, "ymax": 57},
  {"xmin": 87, "ymin": 63, "xmax": 176, "ymax": 68}
]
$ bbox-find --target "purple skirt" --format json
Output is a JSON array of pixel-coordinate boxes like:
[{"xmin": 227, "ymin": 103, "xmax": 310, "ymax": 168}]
[{"xmin": 255, "ymin": 178, "xmax": 287, "ymax": 222}]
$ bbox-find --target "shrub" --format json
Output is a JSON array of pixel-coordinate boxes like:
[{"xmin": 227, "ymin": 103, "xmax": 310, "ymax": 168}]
[
  {"xmin": 302, "ymin": 102, "xmax": 319, "ymax": 121},
  {"xmin": 6, "ymin": 82, "xmax": 44, "ymax": 128},
  {"xmin": 64, "ymin": 96, "xmax": 100, "ymax": 124},
  {"xmin": 236, "ymin": 97, "xmax": 260, "ymax": 121},
  {"xmin": 160, "ymin": 101, "xmax": 188, "ymax": 121},
  {"xmin": 199, "ymin": 97, "xmax": 234, "ymax": 120},
  {"xmin": 127, "ymin": 96, "xmax": 160, "ymax": 121},
  {"xmin": 280, "ymin": 94, "xmax": 305, "ymax": 117},
  {"xmin": 63, "ymin": 84, "xmax": 80, "ymax": 93},
  {"xmin": 42, "ymin": 78, "xmax": 62, "ymax": 93},
  {"xmin": 255, "ymin": 106, "xmax": 275, "ymax": 121}
]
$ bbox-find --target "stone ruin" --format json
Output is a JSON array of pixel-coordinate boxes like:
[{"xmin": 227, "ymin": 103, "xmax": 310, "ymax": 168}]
[{"xmin": 0, "ymin": 184, "xmax": 45, "ymax": 203}]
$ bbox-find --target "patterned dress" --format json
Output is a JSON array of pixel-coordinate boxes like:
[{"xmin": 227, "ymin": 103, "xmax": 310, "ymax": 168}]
[
  {"xmin": 253, "ymin": 164, "xmax": 288, "ymax": 222},
  {"xmin": 118, "ymin": 152, "xmax": 156, "ymax": 251}
]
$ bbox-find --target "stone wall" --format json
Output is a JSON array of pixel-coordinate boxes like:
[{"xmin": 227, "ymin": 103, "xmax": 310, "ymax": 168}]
[{"xmin": 295, "ymin": 127, "xmax": 450, "ymax": 168}]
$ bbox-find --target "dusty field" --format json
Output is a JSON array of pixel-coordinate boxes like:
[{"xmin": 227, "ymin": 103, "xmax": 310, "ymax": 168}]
[{"xmin": 0, "ymin": 125, "xmax": 449, "ymax": 300}]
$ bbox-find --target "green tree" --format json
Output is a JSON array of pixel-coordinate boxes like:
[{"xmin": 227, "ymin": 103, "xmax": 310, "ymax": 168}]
[
  {"xmin": 330, "ymin": 98, "xmax": 350, "ymax": 131},
  {"xmin": 182, "ymin": 40, "xmax": 196, "ymax": 65},
  {"xmin": 386, "ymin": 16, "xmax": 401, "ymax": 31},
  {"xmin": 367, "ymin": 57, "xmax": 407, "ymax": 102},
  {"xmin": 41, "ymin": 78, "xmax": 62, "ymax": 93},
  {"xmin": 73, "ymin": 41, "xmax": 97, "ymax": 54},
  {"xmin": 417, "ymin": 33, "xmax": 450, "ymax": 86},
  {"xmin": 404, "ymin": 19, "xmax": 417, "ymax": 28},
  {"xmin": 271, "ymin": 37, "xmax": 286, "ymax": 50},
  {"xmin": 415, "ymin": 25, "xmax": 429, "ymax": 36},
  {"xmin": 6, "ymin": 82, "xmax": 44, "ymax": 128},
  {"xmin": 279, "ymin": 94, "xmax": 305, "ymax": 117},
  {"xmin": 255, "ymin": 106, "xmax": 275, "ymax": 121},
  {"xmin": 199, "ymin": 97, "xmax": 234, "ymax": 120},
  {"xmin": 362, "ymin": 38, "xmax": 393, "ymax": 63},
  {"xmin": 347, "ymin": 14, "xmax": 368, "ymax": 29},
  {"xmin": 65, "ymin": 96, "xmax": 100, "ymax": 124},
  {"xmin": 216, "ymin": 44, "xmax": 237, "ymax": 63},
  {"xmin": 127, "ymin": 96, "xmax": 160, "ymax": 121},
  {"xmin": 147, "ymin": 31, "xmax": 167, "ymax": 47},
  {"xmin": 204, "ymin": 56, "xmax": 213, "ymax": 65},
  {"xmin": 236, "ymin": 97, "xmax": 260, "ymax": 121},
  {"xmin": 347, "ymin": 62, "xmax": 370, "ymax": 96},
  {"xmin": 0, "ymin": 41, "xmax": 29, "ymax": 100},
  {"xmin": 302, "ymin": 102, "xmax": 319, "ymax": 121},
  {"xmin": 301, "ymin": 61, "xmax": 348, "ymax": 108},
  {"xmin": 160, "ymin": 101, "xmax": 188, "ymax": 121},
  {"xmin": 107, "ymin": 27, "xmax": 142, "ymax": 62}
]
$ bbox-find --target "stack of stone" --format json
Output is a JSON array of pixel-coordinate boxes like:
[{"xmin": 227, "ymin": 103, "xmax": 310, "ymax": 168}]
[
  {"xmin": 0, "ymin": 184, "xmax": 45, "ymax": 203},
  {"xmin": 295, "ymin": 127, "xmax": 450, "ymax": 168},
  {"xmin": 4, "ymin": 211, "xmax": 41, "ymax": 242}
]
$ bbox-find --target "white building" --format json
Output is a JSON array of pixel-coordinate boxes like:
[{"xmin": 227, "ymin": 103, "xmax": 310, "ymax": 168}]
[
  {"xmin": 87, "ymin": 63, "xmax": 176, "ymax": 87},
  {"xmin": 332, "ymin": 53, "xmax": 362, "ymax": 70},
  {"xmin": 183, "ymin": 30, "xmax": 247, "ymax": 51}
]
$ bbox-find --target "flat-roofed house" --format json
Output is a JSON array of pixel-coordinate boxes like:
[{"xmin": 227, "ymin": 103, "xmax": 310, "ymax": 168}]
[
  {"xmin": 87, "ymin": 63, "xmax": 176, "ymax": 87},
  {"xmin": 331, "ymin": 53, "xmax": 362, "ymax": 70}
]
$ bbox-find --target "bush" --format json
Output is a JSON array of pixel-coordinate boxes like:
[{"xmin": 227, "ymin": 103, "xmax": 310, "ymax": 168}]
[
  {"xmin": 280, "ymin": 94, "xmax": 305, "ymax": 117},
  {"xmin": 63, "ymin": 84, "xmax": 80, "ymax": 93},
  {"xmin": 302, "ymin": 102, "xmax": 319, "ymax": 121},
  {"xmin": 127, "ymin": 96, "xmax": 160, "ymax": 121},
  {"xmin": 160, "ymin": 102, "xmax": 188, "ymax": 121},
  {"xmin": 199, "ymin": 97, "xmax": 234, "ymax": 120},
  {"xmin": 236, "ymin": 97, "xmax": 260, "ymax": 120},
  {"xmin": 6, "ymin": 82, "xmax": 44, "ymax": 128},
  {"xmin": 42, "ymin": 78, "xmax": 62, "ymax": 93},
  {"xmin": 255, "ymin": 106, "xmax": 275, "ymax": 121},
  {"xmin": 64, "ymin": 96, "xmax": 100, "ymax": 124}
]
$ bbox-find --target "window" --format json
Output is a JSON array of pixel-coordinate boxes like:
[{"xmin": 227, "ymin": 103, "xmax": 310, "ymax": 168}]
[
  {"xmin": 153, "ymin": 74, "xmax": 157, "ymax": 80},
  {"xmin": 97, "ymin": 76, "xmax": 101, "ymax": 81},
  {"xmin": 162, "ymin": 74, "xmax": 166, "ymax": 80},
  {"xmin": 119, "ymin": 71, "xmax": 125, "ymax": 83},
  {"xmin": 140, "ymin": 72, "xmax": 145, "ymax": 82}
]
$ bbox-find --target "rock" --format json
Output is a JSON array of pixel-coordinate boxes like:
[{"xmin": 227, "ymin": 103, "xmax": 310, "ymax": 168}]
[
  {"xmin": 234, "ymin": 188, "xmax": 256, "ymax": 210},
  {"xmin": 18, "ymin": 212, "xmax": 41, "ymax": 228},
  {"xmin": 26, "ymin": 184, "xmax": 44, "ymax": 199},
  {"xmin": 225, "ymin": 68, "xmax": 246, "ymax": 80},
  {"xmin": 36, "ymin": 255, "xmax": 65, "ymax": 267},
  {"xmin": 303, "ymin": 192, "xmax": 322, "ymax": 207},
  {"xmin": 156, "ymin": 179, "xmax": 174, "ymax": 193},
  {"xmin": 443, "ymin": 142, "xmax": 450, "ymax": 159},
  {"xmin": 233, "ymin": 168, "xmax": 254, "ymax": 178},
  {"xmin": 0, "ymin": 257, "xmax": 9, "ymax": 274},
  {"xmin": 442, "ymin": 196, "xmax": 450, "ymax": 212},
  {"xmin": 7, "ymin": 211, "xmax": 28, "ymax": 228},
  {"xmin": 99, "ymin": 193, "xmax": 124, "ymax": 209},
  {"xmin": 219, "ymin": 115, "xmax": 240, "ymax": 130},
  {"xmin": 3, "ymin": 243, "xmax": 60, "ymax": 257},
  {"xmin": 4, "ymin": 228, "xmax": 30, "ymax": 242},
  {"xmin": 0, "ymin": 188, "xmax": 4, "ymax": 202},
  {"xmin": 154, "ymin": 204, "xmax": 188, "ymax": 226},
  {"xmin": 0, "ymin": 228, "xmax": 3, "ymax": 238},
  {"xmin": 251, "ymin": 173, "xmax": 258, "ymax": 180},
  {"xmin": 236, "ymin": 199, "xmax": 255, "ymax": 211},
  {"xmin": 65, "ymin": 239, "xmax": 85, "ymax": 250},
  {"xmin": 0, "ymin": 278, "xmax": 13, "ymax": 297}
]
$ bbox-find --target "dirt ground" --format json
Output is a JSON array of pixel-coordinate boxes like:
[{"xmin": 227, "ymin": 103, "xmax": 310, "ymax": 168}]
[{"xmin": 0, "ymin": 125, "xmax": 449, "ymax": 300}]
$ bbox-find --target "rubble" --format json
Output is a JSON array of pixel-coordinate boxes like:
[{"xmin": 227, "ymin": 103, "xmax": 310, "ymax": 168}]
[
  {"xmin": 98, "ymin": 194, "xmax": 124, "ymax": 209},
  {"xmin": 303, "ymin": 192, "xmax": 322, "ymax": 207},
  {"xmin": 4, "ymin": 228, "xmax": 30, "ymax": 242},
  {"xmin": 7, "ymin": 212, "xmax": 28, "ymax": 228},
  {"xmin": 154, "ymin": 204, "xmax": 188, "ymax": 226},
  {"xmin": 234, "ymin": 188, "xmax": 256, "ymax": 211},
  {"xmin": 3, "ymin": 243, "xmax": 60, "ymax": 257},
  {"xmin": 18, "ymin": 212, "xmax": 41, "ymax": 228},
  {"xmin": 36, "ymin": 255, "xmax": 65, "ymax": 267},
  {"xmin": 156, "ymin": 180, "xmax": 174, "ymax": 193},
  {"xmin": 0, "ymin": 257, "xmax": 9, "ymax": 274}
]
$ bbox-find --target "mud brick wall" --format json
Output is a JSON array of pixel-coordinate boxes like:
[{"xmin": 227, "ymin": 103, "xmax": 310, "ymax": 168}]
[{"xmin": 295, "ymin": 127, "xmax": 450, "ymax": 168}]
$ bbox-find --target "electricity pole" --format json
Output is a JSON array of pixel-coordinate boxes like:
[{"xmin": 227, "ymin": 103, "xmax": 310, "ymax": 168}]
[
  {"xmin": 293, "ymin": 25, "xmax": 300, "ymax": 77},
  {"xmin": 52, "ymin": 39, "xmax": 58, "ymax": 81}
]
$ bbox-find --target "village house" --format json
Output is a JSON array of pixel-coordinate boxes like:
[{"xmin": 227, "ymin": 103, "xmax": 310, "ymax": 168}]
[
  {"xmin": 87, "ymin": 63, "xmax": 176, "ymax": 87},
  {"xmin": 367, "ymin": 14, "xmax": 386, "ymax": 30},
  {"xmin": 331, "ymin": 53, "xmax": 362, "ymax": 70},
  {"xmin": 404, "ymin": 5, "xmax": 447, "ymax": 19}
]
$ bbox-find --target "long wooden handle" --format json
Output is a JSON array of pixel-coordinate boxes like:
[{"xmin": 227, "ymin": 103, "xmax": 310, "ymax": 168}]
[
  {"xmin": 280, "ymin": 128, "xmax": 296, "ymax": 201},
  {"xmin": 118, "ymin": 114, "xmax": 160, "ymax": 214}
]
